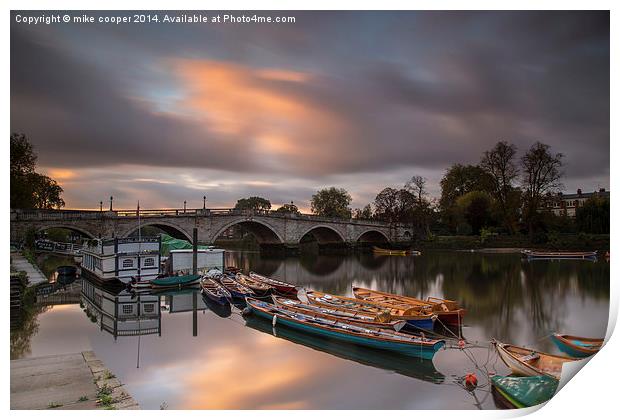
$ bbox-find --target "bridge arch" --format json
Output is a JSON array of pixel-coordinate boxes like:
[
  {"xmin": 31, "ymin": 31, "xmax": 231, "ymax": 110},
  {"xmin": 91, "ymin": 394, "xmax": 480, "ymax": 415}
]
[
  {"xmin": 212, "ymin": 218, "xmax": 283, "ymax": 244},
  {"xmin": 356, "ymin": 229, "xmax": 390, "ymax": 243},
  {"xmin": 298, "ymin": 225, "xmax": 345, "ymax": 244},
  {"xmin": 36, "ymin": 224, "xmax": 96, "ymax": 239},
  {"xmin": 122, "ymin": 221, "xmax": 193, "ymax": 242}
]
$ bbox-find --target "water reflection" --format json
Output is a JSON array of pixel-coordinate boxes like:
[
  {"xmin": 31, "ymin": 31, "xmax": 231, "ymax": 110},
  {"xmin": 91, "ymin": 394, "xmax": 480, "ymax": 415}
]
[
  {"xmin": 244, "ymin": 315, "xmax": 446, "ymax": 384},
  {"xmin": 11, "ymin": 250, "xmax": 609, "ymax": 409}
]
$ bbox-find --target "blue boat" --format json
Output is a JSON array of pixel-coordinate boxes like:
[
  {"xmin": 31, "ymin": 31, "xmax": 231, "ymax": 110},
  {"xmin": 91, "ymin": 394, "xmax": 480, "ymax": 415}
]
[
  {"xmin": 245, "ymin": 298, "xmax": 445, "ymax": 360},
  {"xmin": 550, "ymin": 333, "xmax": 603, "ymax": 358}
]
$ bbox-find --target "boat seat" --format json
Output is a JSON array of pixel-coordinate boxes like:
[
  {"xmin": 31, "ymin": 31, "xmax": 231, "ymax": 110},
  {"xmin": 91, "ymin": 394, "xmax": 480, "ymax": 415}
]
[{"xmin": 518, "ymin": 352, "xmax": 540, "ymax": 362}]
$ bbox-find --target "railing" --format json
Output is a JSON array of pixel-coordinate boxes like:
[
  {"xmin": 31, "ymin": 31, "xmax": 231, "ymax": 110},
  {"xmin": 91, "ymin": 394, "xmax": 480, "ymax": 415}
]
[
  {"xmin": 11, "ymin": 208, "xmax": 392, "ymax": 226},
  {"xmin": 35, "ymin": 239, "xmax": 83, "ymax": 255}
]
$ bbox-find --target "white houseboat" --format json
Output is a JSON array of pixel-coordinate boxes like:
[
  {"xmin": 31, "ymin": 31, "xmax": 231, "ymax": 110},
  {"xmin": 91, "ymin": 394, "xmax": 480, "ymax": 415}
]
[{"xmin": 80, "ymin": 237, "xmax": 162, "ymax": 284}]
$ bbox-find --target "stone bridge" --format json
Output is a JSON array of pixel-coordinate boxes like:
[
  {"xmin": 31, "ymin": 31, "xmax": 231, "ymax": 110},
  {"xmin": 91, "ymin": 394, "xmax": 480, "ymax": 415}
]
[{"xmin": 10, "ymin": 208, "xmax": 413, "ymax": 250}]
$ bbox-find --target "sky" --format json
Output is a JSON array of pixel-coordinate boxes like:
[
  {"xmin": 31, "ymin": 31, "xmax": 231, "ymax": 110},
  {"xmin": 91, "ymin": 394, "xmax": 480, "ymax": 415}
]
[{"xmin": 10, "ymin": 10, "xmax": 610, "ymax": 211}]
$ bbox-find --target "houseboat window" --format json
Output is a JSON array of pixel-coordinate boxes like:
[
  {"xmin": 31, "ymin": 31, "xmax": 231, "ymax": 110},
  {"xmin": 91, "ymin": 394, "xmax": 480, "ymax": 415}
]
[
  {"xmin": 144, "ymin": 257, "xmax": 155, "ymax": 267},
  {"xmin": 122, "ymin": 259, "xmax": 134, "ymax": 268},
  {"xmin": 122, "ymin": 304, "xmax": 133, "ymax": 315},
  {"xmin": 143, "ymin": 303, "xmax": 155, "ymax": 313}
]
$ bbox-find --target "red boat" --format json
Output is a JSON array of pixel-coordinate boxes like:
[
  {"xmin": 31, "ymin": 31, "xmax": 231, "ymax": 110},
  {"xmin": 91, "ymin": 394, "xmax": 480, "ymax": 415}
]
[{"xmin": 249, "ymin": 272, "xmax": 298, "ymax": 296}]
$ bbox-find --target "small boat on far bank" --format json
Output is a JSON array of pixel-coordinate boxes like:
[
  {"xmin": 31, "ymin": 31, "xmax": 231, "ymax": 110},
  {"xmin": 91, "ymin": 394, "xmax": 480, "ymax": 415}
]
[
  {"xmin": 491, "ymin": 375, "xmax": 558, "ymax": 409},
  {"xmin": 373, "ymin": 246, "xmax": 421, "ymax": 256},
  {"xmin": 245, "ymin": 297, "xmax": 445, "ymax": 359},
  {"xmin": 493, "ymin": 341, "xmax": 577, "ymax": 380},
  {"xmin": 521, "ymin": 250, "xmax": 597, "ymax": 260},
  {"xmin": 550, "ymin": 333, "xmax": 603, "ymax": 358}
]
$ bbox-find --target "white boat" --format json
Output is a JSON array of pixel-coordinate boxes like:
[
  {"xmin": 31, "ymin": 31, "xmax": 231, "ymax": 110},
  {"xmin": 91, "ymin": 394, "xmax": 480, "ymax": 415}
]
[{"xmin": 493, "ymin": 341, "xmax": 577, "ymax": 380}]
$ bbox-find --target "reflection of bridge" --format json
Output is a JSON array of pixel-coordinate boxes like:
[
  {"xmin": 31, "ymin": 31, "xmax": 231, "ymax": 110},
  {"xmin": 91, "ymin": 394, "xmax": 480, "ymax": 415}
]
[{"xmin": 11, "ymin": 208, "xmax": 412, "ymax": 249}]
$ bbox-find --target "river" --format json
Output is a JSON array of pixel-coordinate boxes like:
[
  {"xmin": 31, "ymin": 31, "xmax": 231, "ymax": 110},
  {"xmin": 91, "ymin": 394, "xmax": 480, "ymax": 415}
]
[{"xmin": 10, "ymin": 250, "xmax": 609, "ymax": 409}]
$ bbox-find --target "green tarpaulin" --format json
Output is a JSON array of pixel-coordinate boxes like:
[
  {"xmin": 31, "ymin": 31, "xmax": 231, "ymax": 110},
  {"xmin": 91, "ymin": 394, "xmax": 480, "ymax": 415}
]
[{"xmin": 159, "ymin": 234, "xmax": 210, "ymax": 256}]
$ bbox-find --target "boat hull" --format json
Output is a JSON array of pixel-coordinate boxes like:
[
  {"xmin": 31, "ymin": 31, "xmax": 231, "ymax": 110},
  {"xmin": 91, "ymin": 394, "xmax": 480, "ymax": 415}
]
[
  {"xmin": 404, "ymin": 318, "xmax": 435, "ymax": 331},
  {"xmin": 151, "ymin": 274, "xmax": 201, "ymax": 289},
  {"xmin": 248, "ymin": 301, "xmax": 444, "ymax": 360},
  {"xmin": 491, "ymin": 375, "xmax": 558, "ymax": 409},
  {"xmin": 494, "ymin": 342, "xmax": 576, "ymax": 380},
  {"xmin": 550, "ymin": 334, "xmax": 603, "ymax": 358}
]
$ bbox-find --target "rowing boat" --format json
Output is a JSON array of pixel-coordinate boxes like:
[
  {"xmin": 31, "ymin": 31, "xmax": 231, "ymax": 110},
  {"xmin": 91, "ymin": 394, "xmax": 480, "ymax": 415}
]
[
  {"xmin": 272, "ymin": 296, "xmax": 408, "ymax": 331},
  {"xmin": 306, "ymin": 290, "xmax": 435, "ymax": 330},
  {"xmin": 216, "ymin": 274, "xmax": 255, "ymax": 299},
  {"xmin": 249, "ymin": 272, "xmax": 298, "ymax": 296},
  {"xmin": 352, "ymin": 286, "xmax": 465, "ymax": 326},
  {"xmin": 521, "ymin": 250, "xmax": 597, "ymax": 260},
  {"xmin": 550, "ymin": 333, "xmax": 603, "ymax": 358},
  {"xmin": 491, "ymin": 375, "xmax": 558, "ymax": 409},
  {"xmin": 150, "ymin": 274, "xmax": 201, "ymax": 289},
  {"xmin": 200, "ymin": 277, "xmax": 232, "ymax": 305},
  {"xmin": 493, "ymin": 341, "xmax": 577, "ymax": 380},
  {"xmin": 235, "ymin": 273, "xmax": 272, "ymax": 295},
  {"xmin": 373, "ymin": 246, "xmax": 421, "ymax": 256},
  {"xmin": 245, "ymin": 297, "xmax": 445, "ymax": 359}
]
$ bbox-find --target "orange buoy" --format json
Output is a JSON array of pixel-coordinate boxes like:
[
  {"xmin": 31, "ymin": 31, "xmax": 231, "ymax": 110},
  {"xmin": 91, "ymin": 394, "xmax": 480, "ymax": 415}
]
[
  {"xmin": 458, "ymin": 339, "xmax": 466, "ymax": 349},
  {"xmin": 464, "ymin": 373, "xmax": 478, "ymax": 390}
]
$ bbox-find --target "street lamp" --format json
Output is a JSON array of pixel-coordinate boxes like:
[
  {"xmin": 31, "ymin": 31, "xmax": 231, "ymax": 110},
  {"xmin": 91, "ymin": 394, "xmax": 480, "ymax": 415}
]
[
  {"xmin": 100, "ymin": 201, "xmax": 103, "ymax": 212},
  {"xmin": 109, "ymin": 196, "xmax": 113, "ymax": 211},
  {"xmin": 184, "ymin": 200, "xmax": 187, "ymax": 213},
  {"xmin": 203, "ymin": 195, "xmax": 206, "ymax": 209}
]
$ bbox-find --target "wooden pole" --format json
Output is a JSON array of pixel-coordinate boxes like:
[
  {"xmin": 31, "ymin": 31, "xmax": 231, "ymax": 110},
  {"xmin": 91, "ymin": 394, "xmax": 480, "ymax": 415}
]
[{"xmin": 192, "ymin": 227, "xmax": 198, "ymax": 276}]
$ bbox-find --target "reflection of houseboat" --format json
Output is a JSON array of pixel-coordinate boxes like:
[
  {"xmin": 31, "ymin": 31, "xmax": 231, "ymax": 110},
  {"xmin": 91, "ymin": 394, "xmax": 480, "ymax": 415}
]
[
  {"xmin": 80, "ymin": 237, "xmax": 162, "ymax": 284},
  {"xmin": 155, "ymin": 288, "xmax": 207, "ymax": 313},
  {"xmin": 81, "ymin": 278, "xmax": 161, "ymax": 338}
]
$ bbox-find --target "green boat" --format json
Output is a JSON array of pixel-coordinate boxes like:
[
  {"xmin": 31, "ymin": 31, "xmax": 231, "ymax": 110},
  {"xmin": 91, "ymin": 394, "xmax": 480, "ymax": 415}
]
[
  {"xmin": 491, "ymin": 375, "xmax": 558, "ymax": 409},
  {"xmin": 150, "ymin": 274, "xmax": 201, "ymax": 289}
]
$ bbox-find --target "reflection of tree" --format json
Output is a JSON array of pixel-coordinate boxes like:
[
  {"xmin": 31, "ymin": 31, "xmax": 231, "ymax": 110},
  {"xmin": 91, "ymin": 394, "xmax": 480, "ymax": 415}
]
[
  {"xmin": 10, "ymin": 287, "xmax": 49, "ymax": 359},
  {"xmin": 225, "ymin": 250, "xmax": 609, "ymax": 346}
]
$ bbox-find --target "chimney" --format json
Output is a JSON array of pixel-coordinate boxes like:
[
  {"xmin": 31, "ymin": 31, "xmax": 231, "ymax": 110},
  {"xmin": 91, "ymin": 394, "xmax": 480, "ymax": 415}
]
[{"xmin": 577, "ymin": 188, "xmax": 582, "ymax": 196}]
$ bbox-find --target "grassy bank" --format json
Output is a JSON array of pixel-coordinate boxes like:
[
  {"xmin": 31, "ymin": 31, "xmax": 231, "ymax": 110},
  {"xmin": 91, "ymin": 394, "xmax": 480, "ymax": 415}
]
[{"xmin": 414, "ymin": 233, "xmax": 609, "ymax": 251}]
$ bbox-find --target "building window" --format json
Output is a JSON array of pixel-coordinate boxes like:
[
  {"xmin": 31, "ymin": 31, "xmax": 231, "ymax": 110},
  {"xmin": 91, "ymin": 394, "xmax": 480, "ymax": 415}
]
[
  {"xmin": 122, "ymin": 258, "xmax": 133, "ymax": 268},
  {"xmin": 122, "ymin": 304, "xmax": 133, "ymax": 315},
  {"xmin": 144, "ymin": 257, "xmax": 155, "ymax": 267},
  {"xmin": 143, "ymin": 303, "xmax": 155, "ymax": 313}
]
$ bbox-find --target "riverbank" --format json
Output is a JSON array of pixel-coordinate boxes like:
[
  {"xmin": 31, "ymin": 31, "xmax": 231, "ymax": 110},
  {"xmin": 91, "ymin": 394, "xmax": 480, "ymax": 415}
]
[
  {"xmin": 415, "ymin": 233, "xmax": 610, "ymax": 251},
  {"xmin": 10, "ymin": 350, "xmax": 139, "ymax": 410}
]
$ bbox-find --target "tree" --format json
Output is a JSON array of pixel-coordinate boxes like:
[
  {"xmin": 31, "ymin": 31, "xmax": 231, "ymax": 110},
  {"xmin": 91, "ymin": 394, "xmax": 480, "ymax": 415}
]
[
  {"xmin": 405, "ymin": 175, "xmax": 434, "ymax": 235},
  {"xmin": 521, "ymin": 142, "xmax": 563, "ymax": 236},
  {"xmin": 456, "ymin": 191, "xmax": 493, "ymax": 235},
  {"xmin": 10, "ymin": 133, "xmax": 65, "ymax": 209},
  {"xmin": 480, "ymin": 141, "xmax": 519, "ymax": 233},
  {"xmin": 439, "ymin": 164, "xmax": 493, "ymax": 232},
  {"xmin": 310, "ymin": 187, "xmax": 352, "ymax": 219},
  {"xmin": 353, "ymin": 204, "xmax": 374, "ymax": 220},
  {"xmin": 405, "ymin": 175, "xmax": 428, "ymax": 203},
  {"xmin": 275, "ymin": 203, "xmax": 301, "ymax": 215},
  {"xmin": 234, "ymin": 196, "xmax": 272, "ymax": 212},
  {"xmin": 576, "ymin": 196, "xmax": 609, "ymax": 234}
]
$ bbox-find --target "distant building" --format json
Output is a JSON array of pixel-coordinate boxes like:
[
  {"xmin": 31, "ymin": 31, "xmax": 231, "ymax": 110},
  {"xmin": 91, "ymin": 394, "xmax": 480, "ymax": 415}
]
[{"xmin": 544, "ymin": 188, "xmax": 610, "ymax": 218}]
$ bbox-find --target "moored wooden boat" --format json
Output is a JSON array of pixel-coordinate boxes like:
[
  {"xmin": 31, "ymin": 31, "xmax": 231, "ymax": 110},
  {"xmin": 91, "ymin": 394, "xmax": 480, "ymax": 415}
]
[
  {"xmin": 550, "ymin": 333, "xmax": 603, "ymax": 358},
  {"xmin": 352, "ymin": 286, "xmax": 465, "ymax": 326},
  {"xmin": 249, "ymin": 272, "xmax": 298, "ymax": 296},
  {"xmin": 200, "ymin": 277, "xmax": 232, "ymax": 305},
  {"xmin": 493, "ymin": 341, "xmax": 577, "ymax": 380},
  {"xmin": 491, "ymin": 375, "xmax": 558, "ymax": 409},
  {"xmin": 150, "ymin": 274, "xmax": 201, "ymax": 289},
  {"xmin": 372, "ymin": 246, "xmax": 421, "ymax": 256},
  {"xmin": 521, "ymin": 250, "xmax": 597, "ymax": 260},
  {"xmin": 245, "ymin": 297, "xmax": 445, "ymax": 359},
  {"xmin": 235, "ymin": 273, "xmax": 272, "ymax": 295},
  {"xmin": 216, "ymin": 274, "xmax": 255, "ymax": 299},
  {"xmin": 306, "ymin": 290, "xmax": 435, "ymax": 330},
  {"xmin": 272, "ymin": 296, "xmax": 408, "ymax": 332}
]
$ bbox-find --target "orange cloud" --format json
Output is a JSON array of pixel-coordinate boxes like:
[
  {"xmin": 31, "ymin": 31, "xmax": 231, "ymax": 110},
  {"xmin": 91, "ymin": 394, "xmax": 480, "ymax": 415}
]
[
  {"xmin": 45, "ymin": 168, "xmax": 77, "ymax": 182},
  {"xmin": 171, "ymin": 59, "xmax": 353, "ymax": 172}
]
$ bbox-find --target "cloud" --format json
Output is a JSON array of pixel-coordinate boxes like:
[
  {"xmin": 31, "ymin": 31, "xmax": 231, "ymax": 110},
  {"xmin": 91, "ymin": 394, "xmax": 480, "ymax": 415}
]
[{"xmin": 10, "ymin": 11, "xmax": 609, "ymax": 208}]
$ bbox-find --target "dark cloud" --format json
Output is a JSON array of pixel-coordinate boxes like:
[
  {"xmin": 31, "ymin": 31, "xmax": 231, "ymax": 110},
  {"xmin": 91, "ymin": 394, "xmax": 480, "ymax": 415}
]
[{"xmin": 10, "ymin": 11, "xmax": 609, "ymax": 207}]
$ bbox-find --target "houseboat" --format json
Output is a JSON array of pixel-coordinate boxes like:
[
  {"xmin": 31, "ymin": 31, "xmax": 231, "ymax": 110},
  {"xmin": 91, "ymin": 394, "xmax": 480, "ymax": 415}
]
[{"xmin": 80, "ymin": 237, "xmax": 162, "ymax": 284}]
